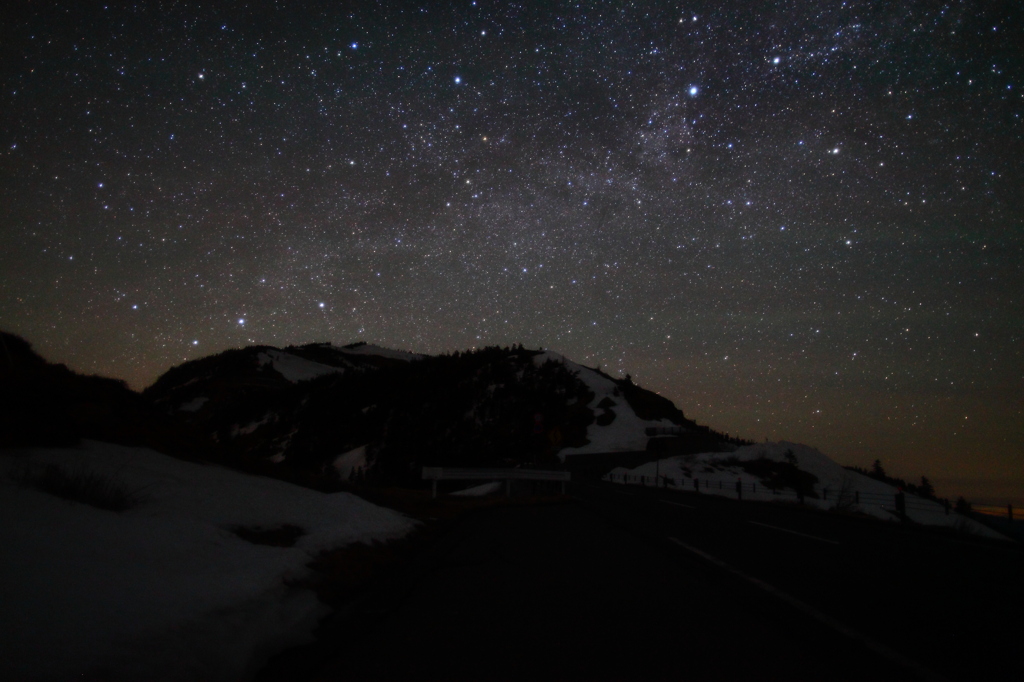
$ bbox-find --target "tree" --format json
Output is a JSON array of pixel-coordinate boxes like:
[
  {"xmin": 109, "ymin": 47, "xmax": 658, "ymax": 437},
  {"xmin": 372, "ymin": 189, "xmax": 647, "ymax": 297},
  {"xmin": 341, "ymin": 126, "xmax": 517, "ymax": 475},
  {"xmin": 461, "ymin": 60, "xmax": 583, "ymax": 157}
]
[
  {"xmin": 955, "ymin": 496, "xmax": 972, "ymax": 514},
  {"xmin": 919, "ymin": 476, "xmax": 935, "ymax": 498},
  {"xmin": 871, "ymin": 459, "xmax": 886, "ymax": 479}
]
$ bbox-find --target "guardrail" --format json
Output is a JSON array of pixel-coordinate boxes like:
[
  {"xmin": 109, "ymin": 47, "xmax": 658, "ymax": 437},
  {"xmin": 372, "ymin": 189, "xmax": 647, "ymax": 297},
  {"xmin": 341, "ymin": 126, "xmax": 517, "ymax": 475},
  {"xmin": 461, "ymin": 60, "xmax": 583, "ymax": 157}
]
[{"xmin": 422, "ymin": 467, "xmax": 570, "ymax": 498}]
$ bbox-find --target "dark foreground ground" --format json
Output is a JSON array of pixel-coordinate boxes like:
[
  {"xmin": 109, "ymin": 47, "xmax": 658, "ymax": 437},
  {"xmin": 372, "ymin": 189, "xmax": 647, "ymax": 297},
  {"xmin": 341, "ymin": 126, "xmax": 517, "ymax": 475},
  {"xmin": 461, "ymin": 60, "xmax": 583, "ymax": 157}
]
[{"xmin": 259, "ymin": 482, "xmax": 1023, "ymax": 682}]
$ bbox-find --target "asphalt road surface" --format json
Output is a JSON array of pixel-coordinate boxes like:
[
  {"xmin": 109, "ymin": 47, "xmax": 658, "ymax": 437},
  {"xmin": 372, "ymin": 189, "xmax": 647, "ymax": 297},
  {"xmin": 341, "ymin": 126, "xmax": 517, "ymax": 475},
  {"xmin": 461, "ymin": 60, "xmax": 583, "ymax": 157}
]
[{"xmin": 272, "ymin": 482, "xmax": 1023, "ymax": 681}]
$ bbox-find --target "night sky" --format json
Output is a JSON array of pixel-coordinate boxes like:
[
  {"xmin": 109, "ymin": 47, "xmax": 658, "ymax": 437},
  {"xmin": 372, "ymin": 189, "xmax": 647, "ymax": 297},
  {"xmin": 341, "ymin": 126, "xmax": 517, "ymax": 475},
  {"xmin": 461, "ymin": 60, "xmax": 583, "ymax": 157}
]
[{"xmin": 2, "ymin": 1, "xmax": 1021, "ymax": 503}]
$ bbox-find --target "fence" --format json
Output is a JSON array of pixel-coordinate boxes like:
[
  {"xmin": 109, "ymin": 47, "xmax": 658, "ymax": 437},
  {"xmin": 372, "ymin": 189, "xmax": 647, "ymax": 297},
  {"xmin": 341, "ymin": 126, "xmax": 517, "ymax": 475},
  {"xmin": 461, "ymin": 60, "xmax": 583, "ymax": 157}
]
[
  {"xmin": 604, "ymin": 471, "xmax": 953, "ymax": 516},
  {"xmin": 422, "ymin": 467, "xmax": 570, "ymax": 498},
  {"xmin": 973, "ymin": 504, "xmax": 1016, "ymax": 521}
]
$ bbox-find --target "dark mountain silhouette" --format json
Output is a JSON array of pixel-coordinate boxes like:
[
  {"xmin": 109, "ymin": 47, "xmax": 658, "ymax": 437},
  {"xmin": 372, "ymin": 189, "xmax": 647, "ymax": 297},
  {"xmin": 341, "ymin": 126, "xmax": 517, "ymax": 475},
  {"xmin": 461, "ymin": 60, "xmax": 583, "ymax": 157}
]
[
  {"xmin": 143, "ymin": 342, "xmax": 747, "ymax": 486},
  {"xmin": 0, "ymin": 331, "xmax": 207, "ymax": 457},
  {"xmin": 2, "ymin": 331, "xmax": 747, "ymax": 487}
]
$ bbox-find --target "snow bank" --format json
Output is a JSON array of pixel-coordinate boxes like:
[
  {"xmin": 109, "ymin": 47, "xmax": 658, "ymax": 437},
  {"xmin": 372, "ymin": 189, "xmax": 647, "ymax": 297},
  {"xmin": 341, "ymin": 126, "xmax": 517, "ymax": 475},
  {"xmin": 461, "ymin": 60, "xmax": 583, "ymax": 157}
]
[
  {"xmin": 608, "ymin": 441, "xmax": 1006, "ymax": 540},
  {"xmin": 534, "ymin": 351, "xmax": 674, "ymax": 459},
  {"xmin": 258, "ymin": 349, "xmax": 345, "ymax": 383},
  {"xmin": 332, "ymin": 444, "xmax": 368, "ymax": 480},
  {"xmin": 0, "ymin": 441, "xmax": 415, "ymax": 681}
]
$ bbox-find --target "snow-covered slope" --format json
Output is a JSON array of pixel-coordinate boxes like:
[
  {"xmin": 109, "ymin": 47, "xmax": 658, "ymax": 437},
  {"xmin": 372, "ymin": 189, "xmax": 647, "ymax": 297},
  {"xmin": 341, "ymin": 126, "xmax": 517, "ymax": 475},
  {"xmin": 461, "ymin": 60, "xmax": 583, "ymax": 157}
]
[
  {"xmin": 257, "ymin": 343, "xmax": 422, "ymax": 383},
  {"xmin": 335, "ymin": 343, "xmax": 422, "ymax": 362},
  {"xmin": 258, "ymin": 349, "xmax": 346, "ymax": 383},
  {"xmin": 535, "ymin": 351, "xmax": 676, "ymax": 458},
  {"xmin": 332, "ymin": 444, "xmax": 368, "ymax": 479},
  {"xmin": 609, "ymin": 441, "xmax": 1006, "ymax": 539},
  {"xmin": 0, "ymin": 441, "xmax": 415, "ymax": 681}
]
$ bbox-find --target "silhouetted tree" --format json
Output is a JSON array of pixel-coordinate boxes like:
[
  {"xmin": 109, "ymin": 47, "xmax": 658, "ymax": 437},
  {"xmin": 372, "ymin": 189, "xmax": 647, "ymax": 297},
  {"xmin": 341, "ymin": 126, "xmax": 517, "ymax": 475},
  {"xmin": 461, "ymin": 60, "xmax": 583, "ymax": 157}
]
[{"xmin": 919, "ymin": 476, "xmax": 935, "ymax": 498}]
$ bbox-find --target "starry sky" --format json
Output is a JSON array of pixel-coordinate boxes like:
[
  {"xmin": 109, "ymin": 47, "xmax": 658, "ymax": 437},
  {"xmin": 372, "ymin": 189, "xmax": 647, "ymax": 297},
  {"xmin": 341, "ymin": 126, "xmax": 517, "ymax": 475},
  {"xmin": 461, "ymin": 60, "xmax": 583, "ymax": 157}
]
[{"xmin": 2, "ymin": 1, "xmax": 1021, "ymax": 504}]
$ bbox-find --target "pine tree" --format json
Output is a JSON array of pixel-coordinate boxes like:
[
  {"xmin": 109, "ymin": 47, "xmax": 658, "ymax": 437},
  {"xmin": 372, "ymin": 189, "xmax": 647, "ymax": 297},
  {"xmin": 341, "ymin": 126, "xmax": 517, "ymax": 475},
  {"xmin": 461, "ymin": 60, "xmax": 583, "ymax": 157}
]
[
  {"xmin": 919, "ymin": 476, "xmax": 935, "ymax": 498},
  {"xmin": 871, "ymin": 459, "xmax": 886, "ymax": 479}
]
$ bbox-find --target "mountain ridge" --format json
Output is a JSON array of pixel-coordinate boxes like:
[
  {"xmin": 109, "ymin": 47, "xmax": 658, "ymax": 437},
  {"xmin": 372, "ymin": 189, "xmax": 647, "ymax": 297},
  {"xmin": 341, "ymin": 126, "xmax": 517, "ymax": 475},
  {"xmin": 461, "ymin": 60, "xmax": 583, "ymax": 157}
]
[
  {"xmin": 1, "ymin": 330, "xmax": 748, "ymax": 487},
  {"xmin": 143, "ymin": 341, "xmax": 750, "ymax": 485}
]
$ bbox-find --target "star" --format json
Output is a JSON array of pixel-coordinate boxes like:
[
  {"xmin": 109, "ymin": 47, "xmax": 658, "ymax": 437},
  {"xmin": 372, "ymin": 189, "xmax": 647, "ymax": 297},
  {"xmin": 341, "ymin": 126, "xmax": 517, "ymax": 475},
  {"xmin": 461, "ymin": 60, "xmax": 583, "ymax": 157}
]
[{"xmin": 1, "ymin": 0, "xmax": 1018, "ymax": 508}]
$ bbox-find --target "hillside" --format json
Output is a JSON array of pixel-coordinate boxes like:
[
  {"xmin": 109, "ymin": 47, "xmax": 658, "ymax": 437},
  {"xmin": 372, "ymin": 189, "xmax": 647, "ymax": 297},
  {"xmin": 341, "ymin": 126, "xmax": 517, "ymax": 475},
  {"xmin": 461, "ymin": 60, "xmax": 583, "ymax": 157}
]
[
  {"xmin": 0, "ymin": 332, "xmax": 207, "ymax": 457},
  {"xmin": 0, "ymin": 330, "xmax": 749, "ymax": 488},
  {"xmin": 609, "ymin": 442, "xmax": 1006, "ymax": 539},
  {"xmin": 139, "ymin": 342, "xmax": 749, "ymax": 487}
]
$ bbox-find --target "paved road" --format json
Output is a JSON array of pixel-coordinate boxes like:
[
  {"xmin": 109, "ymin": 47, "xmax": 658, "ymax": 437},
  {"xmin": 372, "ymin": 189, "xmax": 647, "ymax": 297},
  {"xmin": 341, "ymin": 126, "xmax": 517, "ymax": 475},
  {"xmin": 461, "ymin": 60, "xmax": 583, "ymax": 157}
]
[
  {"xmin": 269, "ymin": 482, "xmax": 1023, "ymax": 681},
  {"xmin": 576, "ymin": 482, "xmax": 1023, "ymax": 682}
]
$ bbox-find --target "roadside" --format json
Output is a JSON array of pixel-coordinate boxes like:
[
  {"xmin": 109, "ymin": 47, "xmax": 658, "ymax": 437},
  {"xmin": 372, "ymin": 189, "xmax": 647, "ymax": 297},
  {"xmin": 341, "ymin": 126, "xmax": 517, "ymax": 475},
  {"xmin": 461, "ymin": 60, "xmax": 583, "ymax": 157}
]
[
  {"xmin": 576, "ymin": 481, "xmax": 1023, "ymax": 682},
  {"xmin": 255, "ymin": 488, "xmax": 573, "ymax": 681},
  {"xmin": 262, "ymin": 497, "xmax": 916, "ymax": 682}
]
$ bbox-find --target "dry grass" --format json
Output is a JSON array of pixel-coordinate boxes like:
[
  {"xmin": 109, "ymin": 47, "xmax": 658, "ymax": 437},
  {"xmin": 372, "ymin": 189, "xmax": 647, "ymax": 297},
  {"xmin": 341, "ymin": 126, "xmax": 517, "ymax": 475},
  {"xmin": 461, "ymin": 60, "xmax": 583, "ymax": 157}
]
[{"xmin": 8, "ymin": 461, "xmax": 146, "ymax": 512}]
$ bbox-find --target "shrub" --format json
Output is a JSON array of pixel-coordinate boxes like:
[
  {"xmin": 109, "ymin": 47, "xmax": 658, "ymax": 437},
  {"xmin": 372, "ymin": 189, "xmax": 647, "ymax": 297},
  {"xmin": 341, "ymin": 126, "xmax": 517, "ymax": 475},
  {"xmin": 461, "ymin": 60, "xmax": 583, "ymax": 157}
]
[
  {"xmin": 231, "ymin": 524, "xmax": 305, "ymax": 547},
  {"xmin": 9, "ymin": 462, "xmax": 146, "ymax": 512}
]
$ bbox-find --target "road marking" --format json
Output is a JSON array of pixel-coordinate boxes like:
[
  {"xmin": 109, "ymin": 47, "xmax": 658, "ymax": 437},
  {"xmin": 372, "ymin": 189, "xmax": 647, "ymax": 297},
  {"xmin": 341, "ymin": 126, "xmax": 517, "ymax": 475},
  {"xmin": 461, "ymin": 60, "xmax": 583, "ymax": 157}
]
[
  {"xmin": 747, "ymin": 521, "xmax": 840, "ymax": 545},
  {"xmin": 660, "ymin": 500, "xmax": 695, "ymax": 509},
  {"xmin": 668, "ymin": 537, "xmax": 949, "ymax": 682}
]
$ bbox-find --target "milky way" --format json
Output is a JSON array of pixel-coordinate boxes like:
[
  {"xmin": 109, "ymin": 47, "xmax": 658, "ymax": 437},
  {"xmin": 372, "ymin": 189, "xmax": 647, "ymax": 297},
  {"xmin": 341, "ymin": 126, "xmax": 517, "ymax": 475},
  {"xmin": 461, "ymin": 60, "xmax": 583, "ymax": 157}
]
[{"xmin": 2, "ymin": 1, "xmax": 1021, "ymax": 500}]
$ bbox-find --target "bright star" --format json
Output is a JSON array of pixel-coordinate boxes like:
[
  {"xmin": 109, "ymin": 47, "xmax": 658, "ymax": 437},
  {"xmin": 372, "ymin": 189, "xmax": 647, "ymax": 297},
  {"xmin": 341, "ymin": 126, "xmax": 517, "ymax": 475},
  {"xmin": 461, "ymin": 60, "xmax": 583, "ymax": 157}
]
[
  {"xmin": 454, "ymin": 76, "xmax": 462, "ymax": 84},
  {"xmin": 688, "ymin": 86, "xmax": 699, "ymax": 96}
]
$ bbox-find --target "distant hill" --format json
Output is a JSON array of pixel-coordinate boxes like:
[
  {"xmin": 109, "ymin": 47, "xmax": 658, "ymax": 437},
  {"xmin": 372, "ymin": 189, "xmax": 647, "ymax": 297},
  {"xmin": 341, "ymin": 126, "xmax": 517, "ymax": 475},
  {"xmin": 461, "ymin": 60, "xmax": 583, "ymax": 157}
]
[
  {"xmin": 0, "ymin": 331, "xmax": 206, "ymax": 457},
  {"xmin": 144, "ymin": 342, "xmax": 748, "ymax": 486},
  {"xmin": 610, "ymin": 442, "xmax": 1009, "ymax": 540},
  {"xmin": 1, "ymin": 331, "xmax": 748, "ymax": 486}
]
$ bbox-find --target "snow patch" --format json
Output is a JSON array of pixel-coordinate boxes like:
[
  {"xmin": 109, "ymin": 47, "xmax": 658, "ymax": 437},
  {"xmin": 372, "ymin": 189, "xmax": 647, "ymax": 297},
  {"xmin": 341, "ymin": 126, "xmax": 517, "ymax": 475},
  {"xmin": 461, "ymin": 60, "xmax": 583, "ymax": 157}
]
[
  {"xmin": 609, "ymin": 441, "xmax": 1008, "ymax": 540},
  {"xmin": 231, "ymin": 412, "xmax": 275, "ymax": 437},
  {"xmin": 336, "ymin": 344, "xmax": 422, "ymax": 362},
  {"xmin": 258, "ymin": 349, "xmax": 344, "ymax": 383},
  {"xmin": 178, "ymin": 396, "xmax": 208, "ymax": 412},
  {"xmin": 332, "ymin": 445, "xmax": 368, "ymax": 480},
  {"xmin": 534, "ymin": 351, "xmax": 674, "ymax": 459},
  {"xmin": 0, "ymin": 441, "xmax": 415, "ymax": 681}
]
